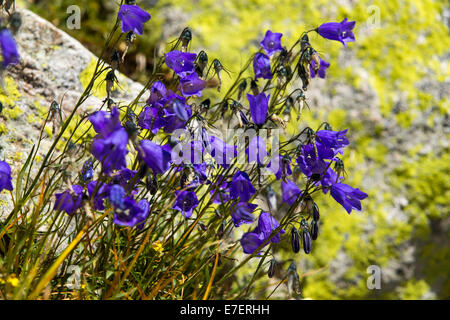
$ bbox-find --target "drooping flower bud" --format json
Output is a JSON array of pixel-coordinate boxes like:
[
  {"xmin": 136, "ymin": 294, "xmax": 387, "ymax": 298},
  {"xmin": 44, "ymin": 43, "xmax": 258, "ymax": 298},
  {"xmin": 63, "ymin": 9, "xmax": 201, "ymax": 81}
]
[
  {"xmin": 180, "ymin": 27, "xmax": 192, "ymax": 50},
  {"xmin": 300, "ymin": 219, "xmax": 311, "ymax": 253},
  {"xmin": 268, "ymin": 258, "xmax": 276, "ymax": 278},
  {"xmin": 250, "ymin": 79, "xmax": 259, "ymax": 96},
  {"xmin": 291, "ymin": 226, "xmax": 300, "ymax": 253},
  {"xmin": 310, "ymin": 220, "xmax": 319, "ymax": 240},
  {"xmin": 9, "ymin": 12, "xmax": 22, "ymax": 34},
  {"xmin": 312, "ymin": 202, "xmax": 320, "ymax": 221},
  {"xmin": 195, "ymin": 50, "xmax": 208, "ymax": 77},
  {"xmin": 266, "ymin": 185, "xmax": 277, "ymax": 212},
  {"xmin": 237, "ymin": 79, "xmax": 247, "ymax": 101}
]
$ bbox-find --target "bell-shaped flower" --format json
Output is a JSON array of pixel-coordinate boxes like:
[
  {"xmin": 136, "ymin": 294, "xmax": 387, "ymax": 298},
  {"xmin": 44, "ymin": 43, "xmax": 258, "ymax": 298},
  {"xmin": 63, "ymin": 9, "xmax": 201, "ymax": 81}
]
[{"xmin": 118, "ymin": 4, "xmax": 151, "ymax": 35}]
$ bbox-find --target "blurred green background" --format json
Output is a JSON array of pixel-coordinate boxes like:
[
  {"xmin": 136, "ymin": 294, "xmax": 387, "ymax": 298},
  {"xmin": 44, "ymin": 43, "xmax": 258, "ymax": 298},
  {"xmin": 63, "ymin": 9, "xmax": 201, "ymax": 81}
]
[{"xmin": 23, "ymin": 0, "xmax": 449, "ymax": 299}]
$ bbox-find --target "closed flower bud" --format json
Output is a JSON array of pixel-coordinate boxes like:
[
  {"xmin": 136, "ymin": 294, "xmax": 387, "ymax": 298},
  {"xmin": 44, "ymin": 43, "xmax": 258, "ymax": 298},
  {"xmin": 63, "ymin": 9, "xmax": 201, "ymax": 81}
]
[
  {"xmin": 250, "ymin": 79, "xmax": 259, "ymax": 96},
  {"xmin": 9, "ymin": 12, "xmax": 22, "ymax": 34},
  {"xmin": 312, "ymin": 202, "xmax": 320, "ymax": 221},
  {"xmin": 217, "ymin": 220, "xmax": 226, "ymax": 239},
  {"xmin": 310, "ymin": 220, "xmax": 319, "ymax": 240},
  {"xmin": 237, "ymin": 79, "xmax": 247, "ymax": 100},
  {"xmin": 302, "ymin": 194, "xmax": 314, "ymax": 213},
  {"xmin": 145, "ymin": 172, "xmax": 158, "ymax": 195},
  {"xmin": 268, "ymin": 258, "xmax": 276, "ymax": 278},
  {"xmin": 239, "ymin": 110, "xmax": 249, "ymax": 126},
  {"xmin": 302, "ymin": 228, "xmax": 311, "ymax": 254},
  {"xmin": 291, "ymin": 226, "xmax": 300, "ymax": 253},
  {"xmin": 180, "ymin": 27, "xmax": 192, "ymax": 49}
]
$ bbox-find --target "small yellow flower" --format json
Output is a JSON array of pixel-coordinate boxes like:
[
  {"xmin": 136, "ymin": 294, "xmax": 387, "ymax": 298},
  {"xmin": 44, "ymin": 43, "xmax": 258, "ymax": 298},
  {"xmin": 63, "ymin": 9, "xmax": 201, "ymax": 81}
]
[
  {"xmin": 6, "ymin": 274, "xmax": 19, "ymax": 287},
  {"xmin": 152, "ymin": 240, "xmax": 163, "ymax": 253}
]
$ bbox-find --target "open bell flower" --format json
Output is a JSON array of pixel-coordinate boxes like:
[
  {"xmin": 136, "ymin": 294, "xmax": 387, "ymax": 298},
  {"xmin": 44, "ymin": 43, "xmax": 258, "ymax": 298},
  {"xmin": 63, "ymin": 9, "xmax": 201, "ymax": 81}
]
[
  {"xmin": 310, "ymin": 57, "xmax": 330, "ymax": 79},
  {"xmin": 253, "ymin": 52, "xmax": 272, "ymax": 80},
  {"xmin": 139, "ymin": 140, "xmax": 172, "ymax": 175},
  {"xmin": 230, "ymin": 170, "xmax": 255, "ymax": 203},
  {"xmin": 316, "ymin": 18, "xmax": 356, "ymax": 47},
  {"xmin": 247, "ymin": 92, "xmax": 269, "ymax": 126},
  {"xmin": 173, "ymin": 190, "xmax": 199, "ymax": 218},
  {"xmin": 0, "ymin": 161, "xmax": 13, "ymax": 192},
  {"xmin": 118, "ymin": 4, "xmax": 151, "ymax": 35},
  {"xmin": 0, "ymin": 28, "xmax": 20, "ymax": 68},
  {"xmin": 240, "ymin": 212, "xmax": 285, "ymax": 254},
  {"xmin": 89, "ymin": 108, "xmax": 129, "ymax": 174},
  {"xmin": 165, "ymin": 50, "xmax": 196, "ymax": 77},
  {"xmin": 281, "ymin": 179, "xmax": 302, "ymax": 206},
  {"xmin": 109, "ymin": 185, "xmax": 150, "ymax": 229},
  {"xmin": 330, "ymin": 183, "xmax": 368, "ymax": 214},
  {"xmin": 179, "ymin": 73, "xmax": 206, "ymax": 97},
  {"xmin": 231, "ymin": 202, "xmax": 257, "ymax": 227},
  {"xmin": 54, "ymin": 185, "xmax": 83, "ymax": 215},
  {"xmin": 260, "ymin": 30, "xmax": 283, "ymax": 56}
]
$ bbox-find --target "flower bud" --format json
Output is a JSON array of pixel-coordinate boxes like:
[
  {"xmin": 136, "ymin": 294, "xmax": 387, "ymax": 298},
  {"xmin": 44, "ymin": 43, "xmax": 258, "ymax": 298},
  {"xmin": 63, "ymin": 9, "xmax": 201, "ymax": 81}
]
[
  {"xmin": 291, "ymin": 227, "xmax": 300, "ymax": 253},
  {"xmin": 310, "ymin": 220, "xmax": 319, "ymax": 240},
  {"xmin": 237, "ymin": 79, "xmax": 247, "ymax": 101},
  {"xmin": 9, "ymin": 12, "xmax": 22, "ymax": 34},
  {"xmin": 250, "ymin": 80, "xmax": 259, "ymax": 96},
  {"xmin": 268, "ymin": 258, "xmax": 276, "ymax": 278},
  {"xmin": 302, "ymin": 229, "xmax": 311, "ymax": 254},
  {"xmin": 312, "ymin": 202, "xmax": 320, "ymax": 221},
  {"xmin": 180, "ymin": 27, "xmax": 192, "ymax": 49}
]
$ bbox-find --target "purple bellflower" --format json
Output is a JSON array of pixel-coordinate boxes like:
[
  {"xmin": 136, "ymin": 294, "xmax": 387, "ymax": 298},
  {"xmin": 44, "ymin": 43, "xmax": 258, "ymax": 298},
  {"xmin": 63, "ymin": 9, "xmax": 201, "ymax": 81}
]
[
  {"xmin": 118, "ymin": 4, "xmax": 151, "ymax": 35},
  {"xmin": 267, "ymin": 154, "xmax": 292, "ymax": 180},
  {"xmin": 247, "ymin": 92, "xmax": 269, "ymax": 126},
  {"xmin": 173, "ymin": 190, "xmax": 199, "ymax": 218},
  {"xmin": 209, "ymin": 136, "xmax": 238, "ymax": 168},
  {"xmin": 246, "ymin": 135, "xmax": 268, "ymax": 165},
  {"xmin": 87, "ymin": 180, "xmax": 110, "ymax": 211},
  {"xmin": 330, "ymin": 183, "xmax": 368, "ymax": 214},
  {"xmin": 316, "ymin": 129, "xmax": 349, "ymax": 155},
  {"xmin": 162, "ymin": 98, "xmax": 193, "ymax": 133},
  {"xmin": 231, "ymin": 202, "xmax": 257, "ymax": 227},
  {"xmin": 54, "ymin": 185, "xmax": 83, "ymax": 215},
  {"xmin": 310, "ymin": 57, "xmax": 330, "ymax": 79},
  {"xmin": 230, "ymin": 170, "xmax": 255, "ymax": 203},
  {"xmin": 89, "ymin": 108, "xmax": 129, "ymax": 173},
  {"xmin": 240, "ymin": 212, "xmax": 285, "ymax": 254},
  {"xmin": 316, "ymin": 18, "xmax": 356, "ymax": 47},
  {"xmin": 113, "ymin": 198, "xmax": 149, "ymax": 229},
  {"xmin": 179, "ymin": 73, "xmax": 206, "ymax": 97},
  {"xmin": 139, "ymin": 140, "xmax": 172, "ymax": 175},
  {"xmin": 253, "ymin": 52, "xmax": 272, "ymax": 80},
  {"xmin": 165, "ymin": 50, "xmax": 197, "ymax": 77},
  {"xmin": 296, "ymin": 144, "xmax": 329, "ymax": 179},
  {"xmin": 281, "ymin": 179, "xmax": 302, "ymax": 206},
  {"xmin": 0, "ymin": 28, "xmax": 20, "ymax": 68},
  {"xmin": 260, "ymin": 30, "xmax": 283, "ymax": 56},
  {"xmin": 108, "ymin": 184, "xmax": 149, "ymax": 229},
  {"xmin": 0, "ymin": 161, "xmax": 13, "ymax": 192}
]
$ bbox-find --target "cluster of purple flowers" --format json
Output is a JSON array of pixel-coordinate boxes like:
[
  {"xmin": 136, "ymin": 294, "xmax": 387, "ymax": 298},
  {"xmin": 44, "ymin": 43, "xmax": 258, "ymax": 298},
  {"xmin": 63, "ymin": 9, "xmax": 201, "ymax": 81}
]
[{"xmin": 47, "ymin": 2, "xmax": 365, "ymax": 262}]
